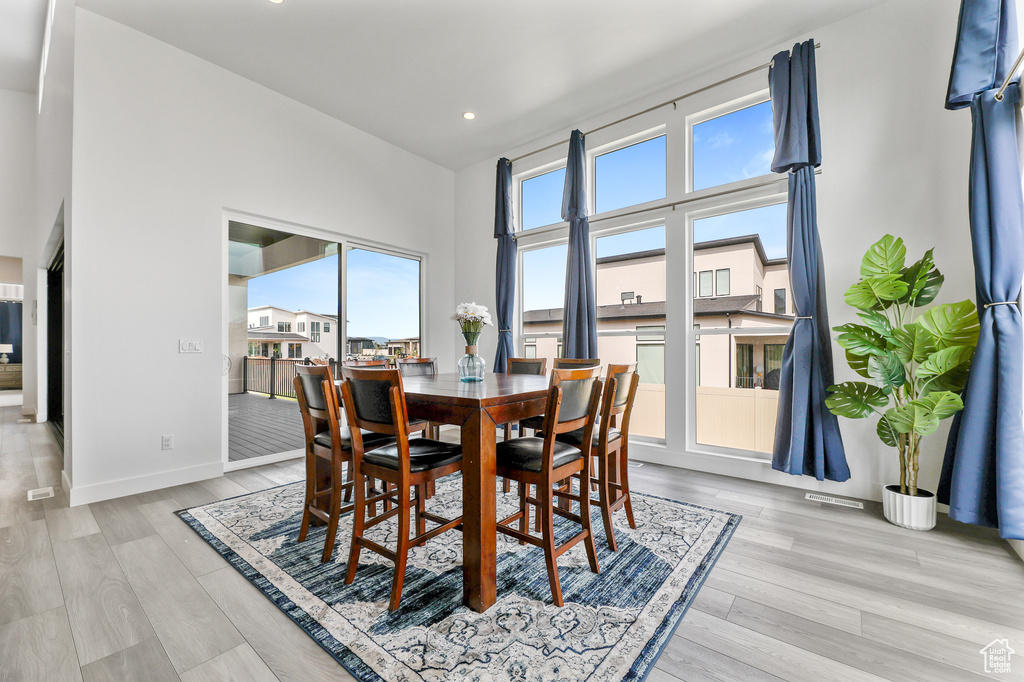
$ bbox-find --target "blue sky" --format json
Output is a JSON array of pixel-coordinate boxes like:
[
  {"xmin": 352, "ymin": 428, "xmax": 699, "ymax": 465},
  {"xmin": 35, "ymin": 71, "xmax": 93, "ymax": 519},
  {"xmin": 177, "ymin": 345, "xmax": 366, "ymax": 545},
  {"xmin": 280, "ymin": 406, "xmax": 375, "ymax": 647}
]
[{"xmin": 250, "ymin": 99, "xmax": 783, "ymax": 332}]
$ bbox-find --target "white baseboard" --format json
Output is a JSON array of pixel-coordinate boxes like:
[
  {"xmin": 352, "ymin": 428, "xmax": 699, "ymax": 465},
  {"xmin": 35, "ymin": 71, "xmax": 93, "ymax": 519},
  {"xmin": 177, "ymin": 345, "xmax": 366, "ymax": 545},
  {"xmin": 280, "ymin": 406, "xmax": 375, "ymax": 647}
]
[
  {"xmin": 68, "ymin": 461, "xmax": 224, "ymax": 507},
  {"xmin": 224, "ymin": 448, "xmax": 303, "ymax": 472},
  {"xmin": 61, "ymin": 468, "xmax": 71, "ymax": 496},
  {"xmin": 1010, "ymin": 539, "xmax": 1024, "ymax": 563}
]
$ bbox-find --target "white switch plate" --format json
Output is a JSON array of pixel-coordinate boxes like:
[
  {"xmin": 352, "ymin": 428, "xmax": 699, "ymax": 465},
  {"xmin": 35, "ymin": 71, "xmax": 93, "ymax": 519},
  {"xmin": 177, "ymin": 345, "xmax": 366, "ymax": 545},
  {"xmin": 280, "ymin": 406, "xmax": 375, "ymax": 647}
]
[{"xmin": 179, "ymin": 339, "xmax": 203, "ymax": 353}]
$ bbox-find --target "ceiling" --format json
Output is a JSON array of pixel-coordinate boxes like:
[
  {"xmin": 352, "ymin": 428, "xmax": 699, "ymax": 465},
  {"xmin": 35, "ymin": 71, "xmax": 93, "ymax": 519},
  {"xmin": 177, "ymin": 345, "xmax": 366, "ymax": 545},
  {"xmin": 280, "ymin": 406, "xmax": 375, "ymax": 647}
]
[
  {"xmin": 12, "ymin": 1, "xmax": 892, "ymax": 170},
  {"xmin": 0, "ymin": 0, "xmax": 47, "ymax": 93}
]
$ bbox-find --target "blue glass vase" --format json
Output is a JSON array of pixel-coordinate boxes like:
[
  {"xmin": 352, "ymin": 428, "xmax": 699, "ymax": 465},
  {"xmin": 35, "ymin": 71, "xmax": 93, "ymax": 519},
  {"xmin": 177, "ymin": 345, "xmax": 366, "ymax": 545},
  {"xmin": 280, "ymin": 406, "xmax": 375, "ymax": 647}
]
[{"xmin": 458, "ymin": 331, "xmax": 486, "ymax": 382}]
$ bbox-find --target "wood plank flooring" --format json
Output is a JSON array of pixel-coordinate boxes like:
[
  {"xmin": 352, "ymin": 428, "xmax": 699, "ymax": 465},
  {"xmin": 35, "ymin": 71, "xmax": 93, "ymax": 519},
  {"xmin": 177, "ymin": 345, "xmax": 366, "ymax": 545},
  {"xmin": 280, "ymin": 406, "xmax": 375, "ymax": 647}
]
[
  {"xmin": 227, "ymin": 393, "xmax": 305, "ymax": 462},
  {"xmin": 0, "ymin": 405, "xmax": 1020, "ymax": 681}
]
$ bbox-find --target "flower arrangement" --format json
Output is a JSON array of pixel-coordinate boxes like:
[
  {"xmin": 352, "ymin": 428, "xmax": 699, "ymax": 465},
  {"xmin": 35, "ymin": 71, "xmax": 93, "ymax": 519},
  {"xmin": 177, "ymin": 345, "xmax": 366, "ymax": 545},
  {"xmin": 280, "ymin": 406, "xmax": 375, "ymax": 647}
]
[{"xmin": 453, "ymin": 302, "xmax": 493, "ymax": 341}]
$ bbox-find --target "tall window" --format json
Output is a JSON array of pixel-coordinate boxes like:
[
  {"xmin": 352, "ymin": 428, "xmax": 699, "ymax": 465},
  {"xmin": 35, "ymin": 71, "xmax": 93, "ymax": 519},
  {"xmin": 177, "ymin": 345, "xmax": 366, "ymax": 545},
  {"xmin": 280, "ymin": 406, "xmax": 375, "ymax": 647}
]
[
  {"xmin": 698, "ymin": 271, "xmax": 713, "ymax": 297},
  {"xmin": 774, "ymin": 288, "xmax": 787, "ymax": 314},
  {"xmin": 346, "ymin": 248, "xmax": 421, "ymax": 355},
  {"xmin": 692, "ymin": 100, "xmax": 774, "ymax": 191},
  {"xmin": 595, "ymin": 135, "xmax": 666, "ymax": 214},
  {"xmin": 716, "ymin": 269, "xmax": 731, "ymax": 296},
  {"xmin": 287, "ymin": 343, "xmax": 302, "ymax": 359},
  {"xmin": 520, "ymin": 243, "xmax": 567, "ymax": 363},
  {"xmin": 520, "ymin": 168, "xmax": 566, "ymax": 230}
]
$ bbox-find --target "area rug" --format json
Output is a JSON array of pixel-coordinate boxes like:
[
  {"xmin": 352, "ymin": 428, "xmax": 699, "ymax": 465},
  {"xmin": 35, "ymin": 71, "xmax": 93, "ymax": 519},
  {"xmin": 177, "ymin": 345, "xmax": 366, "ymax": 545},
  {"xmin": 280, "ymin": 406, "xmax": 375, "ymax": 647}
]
[{"xmin": 177, "ymin": 476, "xmax": 739, "ymax": 681}]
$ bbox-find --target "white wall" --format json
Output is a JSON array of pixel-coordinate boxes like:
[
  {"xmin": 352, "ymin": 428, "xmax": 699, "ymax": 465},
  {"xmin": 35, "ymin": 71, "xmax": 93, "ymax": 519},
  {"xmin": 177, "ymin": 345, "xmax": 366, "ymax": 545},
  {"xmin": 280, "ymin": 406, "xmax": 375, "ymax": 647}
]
[
  {"xmin": 0, "ymin": 89, "xmax": 35, "ymax": 272},
  {"xmin": 68, "ymin": 10, "xmax": 455, "ymax": 504},
  {"xmin": 453, "ymin": 0, "xmax": 973, "ymax": 503}
]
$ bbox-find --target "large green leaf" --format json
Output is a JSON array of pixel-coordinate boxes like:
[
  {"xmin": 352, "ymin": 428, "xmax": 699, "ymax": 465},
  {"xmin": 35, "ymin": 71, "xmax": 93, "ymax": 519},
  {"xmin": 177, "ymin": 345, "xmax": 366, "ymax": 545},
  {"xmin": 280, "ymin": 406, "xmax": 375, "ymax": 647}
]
[
  {"xmin": 861, "ymin": 235, "xmax": 906, "ymax": 279},
  {"xmin": 876, "ymin": 414, "xmax": 899, "ymax": 447},
  {"xmin": 845, "ymin": 275, "xmax": 910, "ymax": 310},
  {"xmin": 834, "ymin": 323, "xmax": 887, "ymax": 356},
  {"xmin": 857, "ymin": 310, "xmax": 896, "ymax": 344},
  {"xmin": 917, "ymin": 301, "xmax": 980, "ymax": 350},
  {"xmin": 917, "ymin": 345, "xmax": 975, "ymax": 393},
  {"xmin": 867, "ymin": 350, "xmax": 906, "ymax": 394},
  {"xmin": 846, "ymin": 350, "xmax": 872, "ymax": 378},
  {"xmin": 826, "ymin": 382, "xmax": 889, "ymax": 419},
  {"xmin": 900, "ymin": 249, "xmax": 944, "ymax": 307},
  {"xmin": 886, "ymin": 402, "xmax": 941, "ymax": 437},
  {"xmin": 890, "ymin": 322, "xmax": 937, "ymax": 365},
  {"xmin": 916, "ymin": 391, "xmax": 964, "ymax": 420}
]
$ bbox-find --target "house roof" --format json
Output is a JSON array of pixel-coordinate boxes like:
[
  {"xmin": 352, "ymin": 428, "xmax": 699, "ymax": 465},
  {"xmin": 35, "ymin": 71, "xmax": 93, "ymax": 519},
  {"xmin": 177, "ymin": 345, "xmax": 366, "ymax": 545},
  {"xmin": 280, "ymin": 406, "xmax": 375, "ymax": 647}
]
[
  {"xmin": 593, "ymin": 236, "xmax": 788, "ymax": 268},
  {"xmin": 524, "ymin": 301, "xmax": 665, "ymax": 324},
  {"xmin": 247, "ymin": 331, "xmax": 309, "ymax": 342},
  {"xmin": 693, "ymin": 294, "xmax": 794, "ymax": 320}
]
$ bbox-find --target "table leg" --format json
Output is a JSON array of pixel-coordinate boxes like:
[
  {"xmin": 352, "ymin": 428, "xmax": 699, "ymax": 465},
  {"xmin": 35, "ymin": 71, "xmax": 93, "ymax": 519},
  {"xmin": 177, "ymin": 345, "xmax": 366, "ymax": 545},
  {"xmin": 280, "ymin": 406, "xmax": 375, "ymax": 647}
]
[{"xmin": 461, "ymin": 409, "xmax": 497, "ymax": 612}]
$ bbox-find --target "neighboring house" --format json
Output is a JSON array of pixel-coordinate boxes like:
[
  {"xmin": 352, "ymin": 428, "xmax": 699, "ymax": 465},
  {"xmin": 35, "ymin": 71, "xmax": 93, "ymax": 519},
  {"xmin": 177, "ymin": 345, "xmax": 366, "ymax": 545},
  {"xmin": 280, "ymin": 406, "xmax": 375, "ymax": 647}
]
[
  {"xmin": 347, "ymin": 336, "xmax": 377, "ymax": 357},
  {"xmin": 247, "ymin": 305, "xmax": 338, "ymax": 359},
  {"xmin": 387, "ymin": 337, "xmax": 420, "ymax": 358},
  {"xmin": 522, "ymin": 234, "xmax": 793, "ymax": 389}
]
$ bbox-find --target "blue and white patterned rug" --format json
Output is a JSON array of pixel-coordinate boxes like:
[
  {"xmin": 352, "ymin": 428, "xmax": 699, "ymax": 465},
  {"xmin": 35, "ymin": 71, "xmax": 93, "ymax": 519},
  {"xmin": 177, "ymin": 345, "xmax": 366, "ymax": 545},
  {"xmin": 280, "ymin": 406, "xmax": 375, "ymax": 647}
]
[{"xmin": 177, "ymin": 476, "xmax": 739, "ymax": 681}]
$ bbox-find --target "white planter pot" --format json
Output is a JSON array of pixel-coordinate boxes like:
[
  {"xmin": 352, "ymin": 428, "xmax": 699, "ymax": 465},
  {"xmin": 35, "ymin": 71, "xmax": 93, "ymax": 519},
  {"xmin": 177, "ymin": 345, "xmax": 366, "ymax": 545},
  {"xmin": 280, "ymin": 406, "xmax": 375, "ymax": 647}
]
[{"xmin": 882, "ymin": 484, "xmax": 936, "ymax": 531}]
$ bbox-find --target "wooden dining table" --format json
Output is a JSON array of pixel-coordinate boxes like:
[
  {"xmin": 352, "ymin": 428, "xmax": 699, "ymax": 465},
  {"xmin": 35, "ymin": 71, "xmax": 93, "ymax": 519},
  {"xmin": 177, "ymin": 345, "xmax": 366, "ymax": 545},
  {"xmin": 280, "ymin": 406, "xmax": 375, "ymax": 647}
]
[{"xmin": 399, "ymin": 372, "xmax": 550, "ymax": 612}]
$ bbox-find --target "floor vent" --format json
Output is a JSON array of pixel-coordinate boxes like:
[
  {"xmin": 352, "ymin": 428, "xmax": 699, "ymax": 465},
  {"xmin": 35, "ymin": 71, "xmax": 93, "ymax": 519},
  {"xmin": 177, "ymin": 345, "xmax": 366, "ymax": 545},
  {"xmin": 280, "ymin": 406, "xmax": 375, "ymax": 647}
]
[
  {"xmin": 27, "ymin": 487, "xmax": 55, "ymax": 502},
  {"xmin": 805, "ymin": 493, "xmax": 863, "ymax": 509},
  {"xmin": 629, "ymin": 462, "xmax": 645, "ymax": 468}
]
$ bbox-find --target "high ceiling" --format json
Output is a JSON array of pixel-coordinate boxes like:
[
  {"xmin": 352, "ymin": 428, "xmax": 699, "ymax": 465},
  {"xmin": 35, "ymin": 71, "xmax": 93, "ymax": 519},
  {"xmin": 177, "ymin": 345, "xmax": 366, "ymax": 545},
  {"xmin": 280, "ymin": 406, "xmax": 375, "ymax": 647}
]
[
  {"xmin": 0, "ymin": 0, "xmax": 47, "ymax": 93},
  {"xmin": 10, "ymin": 1, "xmax": 892, "ymax": 169}
]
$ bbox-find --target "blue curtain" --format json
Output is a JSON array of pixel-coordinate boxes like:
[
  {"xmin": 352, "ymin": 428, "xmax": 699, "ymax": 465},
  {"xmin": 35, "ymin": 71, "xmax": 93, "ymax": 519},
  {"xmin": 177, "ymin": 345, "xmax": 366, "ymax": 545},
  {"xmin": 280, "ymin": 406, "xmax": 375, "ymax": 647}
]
[
  {"xmin": 0, "ymin": 301, "xmax": 23, "ymax": 365},
  {"xmin": 939, "ymin": 0, "xmax": 1024, "ymax": 539},
  {"xmin": 770, "ymin": 41, "xmax": 850, "ymax": 482},
  {"xmin": 561, "ymin": 130, "xmax": 598, "ymax": 359},
  {"xmin": 494, "ymin": 158, "xmax": 516, "ymax": 373}
]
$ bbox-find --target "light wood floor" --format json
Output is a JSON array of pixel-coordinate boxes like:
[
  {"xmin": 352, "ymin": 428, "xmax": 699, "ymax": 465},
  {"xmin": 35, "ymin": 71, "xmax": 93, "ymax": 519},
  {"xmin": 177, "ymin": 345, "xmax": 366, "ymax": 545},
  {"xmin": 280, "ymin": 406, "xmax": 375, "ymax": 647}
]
[{"xmin": 1, "ymin": 406, "xmax": 1021, "ymax": 681}]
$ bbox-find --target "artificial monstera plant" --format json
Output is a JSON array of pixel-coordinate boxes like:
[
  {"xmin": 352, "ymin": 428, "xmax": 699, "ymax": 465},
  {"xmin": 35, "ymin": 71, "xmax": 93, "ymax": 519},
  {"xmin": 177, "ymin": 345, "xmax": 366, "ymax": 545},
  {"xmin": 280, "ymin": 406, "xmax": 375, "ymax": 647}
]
[{"xmin": 825, "ymin": 235, "xmax": 979, "ymax": 497}]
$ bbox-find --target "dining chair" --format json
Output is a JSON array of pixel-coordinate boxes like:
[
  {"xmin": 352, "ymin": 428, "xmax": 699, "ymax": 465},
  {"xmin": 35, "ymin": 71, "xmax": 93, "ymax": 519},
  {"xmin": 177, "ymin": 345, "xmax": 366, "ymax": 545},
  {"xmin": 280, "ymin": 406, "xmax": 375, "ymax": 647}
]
[
  {"xmin": 294, "ymin": 365, "xmax": 395, "ymax": 563},
  {"xmin": 344, "ymin": 359, "xmax": 388, "ymax": 367},
  {"xmin": 519, "ymin": 357, "xmax": 599, "ymax": 434},
  {"xmin": 559, "ymin": 363, "xmax": 640, "ymax": 551},
  {"xmin": 339, "ymin": 367, "xmax": 464, "ymax": 612},
  {"xmin": 502, "ymin": 357, "xmax": 549, "ymax": 493},
  {"xmin": 495, "ymin": 366, "xmax": 603, "ymax": 607},
  {"xmin": 397, "ymin": 357, "xmax": 440, "ymax": 440}
]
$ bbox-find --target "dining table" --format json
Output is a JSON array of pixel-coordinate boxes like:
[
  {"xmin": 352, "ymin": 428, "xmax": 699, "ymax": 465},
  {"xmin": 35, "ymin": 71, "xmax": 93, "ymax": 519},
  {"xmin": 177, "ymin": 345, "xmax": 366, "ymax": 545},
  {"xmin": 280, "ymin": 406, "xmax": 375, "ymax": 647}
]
[{"xmin": 335, "ymin": 371, "xmax": 550, "ymax": 613}]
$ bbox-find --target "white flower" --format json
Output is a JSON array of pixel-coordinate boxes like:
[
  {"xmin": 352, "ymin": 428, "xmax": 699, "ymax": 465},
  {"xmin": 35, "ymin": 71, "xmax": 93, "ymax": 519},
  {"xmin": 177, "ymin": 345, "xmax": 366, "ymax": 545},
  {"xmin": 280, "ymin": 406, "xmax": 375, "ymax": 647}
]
[{"xmin": 452, "ymin": 302, "xmax": 494, "ymax": 325}]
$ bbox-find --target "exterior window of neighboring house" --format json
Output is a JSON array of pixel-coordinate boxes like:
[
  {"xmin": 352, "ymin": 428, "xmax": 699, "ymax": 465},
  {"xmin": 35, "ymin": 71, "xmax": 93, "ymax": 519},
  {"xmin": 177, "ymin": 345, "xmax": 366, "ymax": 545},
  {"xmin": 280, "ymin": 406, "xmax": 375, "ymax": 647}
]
[
  {"xmin": 523, "ymin": 338, "xmax": 537, "ymax": 359},
  {"xmin": 278, "ymin": 322, "xmax": 291, "ymax": 332},
  {"xmin": 716, "ymin": 269, "xmax": 730, "ymax": 296},
  {"xmin": 287, "ymin": 343, "xmax": 302, "ymax": 359},
  {"xmin": 520, "ymin": 167, "xmax": 567, "ymax": 231},
  {"xmin": 595, "ymin": 135, "xmax": 667, "ymax": 214},
  {"xmin": 324, "ymin": 322, "xmax": 330, "ymax": 332},
  {"xmin": 774, "ymin": 288, "xmax": 786, "ymax": 314},
  {"xmin": 735, "ymin": 343, "xmax": 755, "ymax": 388},
  {"xmin": 763, "ymin": 344, "xmax": 785, "ymax": 389},
  {"xmin": 297, "ymin": 322, "xmax": 305, "ymax": 332},
  {"xmin": 310, "ymin": 321, "xmax": 320, "ymax": 343},
  {"xmin": 248, "ymin": 341, "xmax": 259, "ymax": 356},
  {"xmin": 272, "ymin": 343, "xmax": 282, "ymax": 358},
  {"xmin": 699, "ymin": 270, "xmax": 713, "ymax": 297},
  {"xmin": 694, "ymin": 324, "xmax": 701, "ymax": 387},
  {"xmin": 636, "ymin": 325, "xmax": 665, "ymax": 385},
  {"xmin": 557, "ymin": 342, "xmax": 563, "ymax": 359},
  {"xmin": 693, "ymin": 272, "xmax": 697, "ymax": 298},
  {"xmin": 260, "ymin": 315, "xmax": 269, "ymax": 327},
  {"xmin": 755, "ymin": 285, "xmax": 763, "ymax": 311}
]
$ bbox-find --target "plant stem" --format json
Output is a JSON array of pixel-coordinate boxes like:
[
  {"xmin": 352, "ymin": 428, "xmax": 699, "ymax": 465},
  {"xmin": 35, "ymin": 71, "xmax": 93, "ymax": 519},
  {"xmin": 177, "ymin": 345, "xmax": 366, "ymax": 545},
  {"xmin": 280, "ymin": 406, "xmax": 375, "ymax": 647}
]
[
  {"xmin": 909, "ymin": 435, "xmax": 920, "ymax": 496},
  {"xmin": 898, "ymin": 433, "xmax": 907, "ymax": 495}
]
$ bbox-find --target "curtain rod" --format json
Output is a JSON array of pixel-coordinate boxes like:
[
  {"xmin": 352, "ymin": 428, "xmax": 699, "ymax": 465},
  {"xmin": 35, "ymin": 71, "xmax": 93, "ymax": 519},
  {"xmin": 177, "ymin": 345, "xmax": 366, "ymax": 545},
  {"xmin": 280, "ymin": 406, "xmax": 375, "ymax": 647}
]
[
  {"xmin": 510, "ymin": 42, "xmax": 821, "ymax": 164},
  {"xmin": 995, "ymin": 46, "xmax": 1024, "ymax": 101}
]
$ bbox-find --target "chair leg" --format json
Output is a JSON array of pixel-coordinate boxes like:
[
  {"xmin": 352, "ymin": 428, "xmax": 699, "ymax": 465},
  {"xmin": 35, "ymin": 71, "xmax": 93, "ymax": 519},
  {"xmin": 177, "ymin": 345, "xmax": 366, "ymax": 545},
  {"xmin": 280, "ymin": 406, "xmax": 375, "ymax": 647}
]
[
  {"xmin": 579, "ymin": 458, "xmax": 601, "ymax": 575},
  {"xmin": 321, "ymin": 455, "xmax": 344, "ymax": 563},
  {"xmin": 297, "ymin": 452, "xmax": 315, "ymax": 543},
  {"xmin": 367, "ymin": 477, "xmax": 378, "ymax": 518},
  {"xmin": 389, "ymin": 486, "xmax": 412, "ymax": 612},
  {"xmin": 345, "ymin": 467, "xmax": 366, "ymax": 585},
  {"xmin": 342, "ymin": 459, "xmax": 353, "ymax": 503},
  {"xmin": 415, "ymin": 484, "xmax": 426, "ymax": 537},
  {"xmin": 540, "ymin": 484, "xmax": 563, "ymax": 607},
  {"xmin": 503, "ymin": 477, "xmax": 511, "ymax": 493},
  {"xmin": 534, "ymin": 484, "xmax": 542, "ymax": 532},
  {"xmin": 597, "ymin": 453, "xmax": 617, "ymax": 552},
  {"xmin": 518, "ymin": 479, "xmax": 528, "ymax": 545},
  {"xmin": 620, "ymin": 444, "xmax": 636, "ymax": 529}
]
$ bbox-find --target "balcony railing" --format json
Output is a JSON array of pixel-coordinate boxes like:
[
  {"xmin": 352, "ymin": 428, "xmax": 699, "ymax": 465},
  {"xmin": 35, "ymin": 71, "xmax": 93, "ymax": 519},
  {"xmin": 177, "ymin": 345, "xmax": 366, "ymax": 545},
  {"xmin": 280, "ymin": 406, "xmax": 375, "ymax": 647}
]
[{"xmin": 243, "ymin": 357, "xmax": 345, "ymax": 398}]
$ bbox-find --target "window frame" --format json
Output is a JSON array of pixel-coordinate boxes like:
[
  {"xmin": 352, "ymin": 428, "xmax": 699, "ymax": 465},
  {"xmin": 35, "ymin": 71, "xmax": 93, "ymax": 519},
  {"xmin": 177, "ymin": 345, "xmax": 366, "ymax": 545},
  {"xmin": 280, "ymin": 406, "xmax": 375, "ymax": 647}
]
[
  {"xmin": 716, "ymin": 268, "xmax": 731, "ymax": 296},
  {"xmin": 774, "ymin": 288, "xmax": 787, "ymax": 315},
  {"xmin": 698, "ymin": 270, "xmax": 714, "ymax": 297}
]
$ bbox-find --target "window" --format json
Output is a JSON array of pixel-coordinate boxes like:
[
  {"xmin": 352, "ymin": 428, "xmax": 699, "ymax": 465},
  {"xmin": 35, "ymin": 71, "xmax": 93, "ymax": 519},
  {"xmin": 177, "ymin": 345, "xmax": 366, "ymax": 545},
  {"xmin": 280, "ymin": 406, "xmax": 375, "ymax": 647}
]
[
  {"xmin": 259, "ymin": 315, "xmax": 269, "ymax": 327},
  {"xmin": 636, "ymin": 325, "xmax": 665, "ymax": 385},
  {"xmin": 521, "ymin": 167, "xmax": 566, "ymax": 230},
  {"xmin": 595, "ymin": 135, "xmax": 666, "ymax": 214},
  {"xmin": 774, "ymin": 288, "xmax": 786, "ymax": 314},
  {"xmin": 716, "ymin": 269, "xmax": 731, "ymax": 296},
  {"xmin": 698, "ymin": 271, "xmax": 713, "ymax": 297},
  {"xmin": 297, "ymin": 322, "xmax": 305, "ymax": 332},
  {"xmin": 346, "ymin": 248, "xmax": 421, "ymax": 357},
  {"xmin": 692, "ymin": 100, "xmax": 774, "ymax": 191},
  {"xmin": 324, "ymin": 322, "xmax": 330, "ymax": 332},
  {"xmin": 521, "ymin": 243, "xmax": 567, "ymax": 368},
  {"xmin": 287, "ymin": 343, "xmax": 302, "ymax": 359},
  {"xmin": 736, "ymin": 343, "xmax": 754, "ymax": 388},
  {"xmin": 278, "ymin": 322, "xmax": 291, "ymax": 332},
  {"xmin": 763, "ymin": 344, "xmax": 785, "ymax": 389},
  {"xmin": 523, "ymin": 338, "xmax": 537, "ymax": 359},
  {"xmin": 272, "ymin": 343, "xmax": 281, "ymax": 358},
  {"xmin": 248, "ymin": 342, "xmax": 260, "ymax": 356}
]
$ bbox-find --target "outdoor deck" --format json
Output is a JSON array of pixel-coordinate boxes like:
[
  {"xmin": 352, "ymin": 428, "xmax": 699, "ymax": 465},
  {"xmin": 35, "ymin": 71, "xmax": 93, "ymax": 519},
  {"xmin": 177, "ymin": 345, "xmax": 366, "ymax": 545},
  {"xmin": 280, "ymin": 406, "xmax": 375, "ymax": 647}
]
[{"xmin": 228, "ymin": 392, "xmax": 305, "ymax": 462}]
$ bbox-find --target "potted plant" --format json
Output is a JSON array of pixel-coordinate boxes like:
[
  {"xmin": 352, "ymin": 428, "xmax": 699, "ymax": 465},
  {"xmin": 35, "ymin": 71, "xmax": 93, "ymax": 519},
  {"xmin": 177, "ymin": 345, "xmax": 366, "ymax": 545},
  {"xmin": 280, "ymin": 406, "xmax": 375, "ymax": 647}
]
[{"xmin": 826, "ymin": 235, "xmax": 979, "ymax": 531}]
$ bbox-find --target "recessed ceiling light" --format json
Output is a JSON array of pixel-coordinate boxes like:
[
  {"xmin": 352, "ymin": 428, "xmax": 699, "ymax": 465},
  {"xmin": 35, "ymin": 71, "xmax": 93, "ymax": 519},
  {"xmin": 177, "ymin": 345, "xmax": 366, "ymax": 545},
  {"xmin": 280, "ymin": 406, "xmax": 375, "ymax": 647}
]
[
  {"xmin": 269, "ymin": 0, "xmax": 283, "ymax": 4},
  {"xmin": 462, "ymin": 112, "xmax": 476, "ymax": 120}
]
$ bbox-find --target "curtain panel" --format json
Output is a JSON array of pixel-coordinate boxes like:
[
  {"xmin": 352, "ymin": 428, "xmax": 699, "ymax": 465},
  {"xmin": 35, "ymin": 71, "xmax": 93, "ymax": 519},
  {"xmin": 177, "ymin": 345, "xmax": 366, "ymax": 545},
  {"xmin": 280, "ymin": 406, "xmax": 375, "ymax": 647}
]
[
  {"xmin": 494, "ymin": 158, "xmax": 516, "ymax": 373},
  {"xmin": 561, "ymin": 130, "xmax": 598, "ymax": 359},
  {"xmin": 770, "ymin": 40, "xmax": 850, "ymax": 482},
  {"xmin": 940, "ymin": 0, "xmax": 1024, "ymax": 539}
]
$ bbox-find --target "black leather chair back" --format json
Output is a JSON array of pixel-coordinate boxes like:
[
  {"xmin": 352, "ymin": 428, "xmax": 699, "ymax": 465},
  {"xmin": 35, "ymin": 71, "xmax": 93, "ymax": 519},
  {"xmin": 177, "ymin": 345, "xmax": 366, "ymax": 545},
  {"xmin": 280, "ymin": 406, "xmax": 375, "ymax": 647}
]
[
  {"xmin": 296, "ymin": 365, "xmax": 332, "ymax": 414},
  {"xmin": 508, "ymin": 358, "xmax": 547, "ymax": 375},
  {"xmin": 397, "ymin": 358, "xmax": 437, "ymax": 377}
]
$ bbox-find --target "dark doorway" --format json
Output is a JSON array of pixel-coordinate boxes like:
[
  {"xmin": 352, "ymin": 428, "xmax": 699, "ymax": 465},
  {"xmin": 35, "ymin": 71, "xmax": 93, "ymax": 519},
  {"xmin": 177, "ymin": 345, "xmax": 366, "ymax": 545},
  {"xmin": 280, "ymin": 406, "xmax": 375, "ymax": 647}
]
[{"xmin": 47, "ymin": 243, "xmax": 64, "ymax": 447}]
